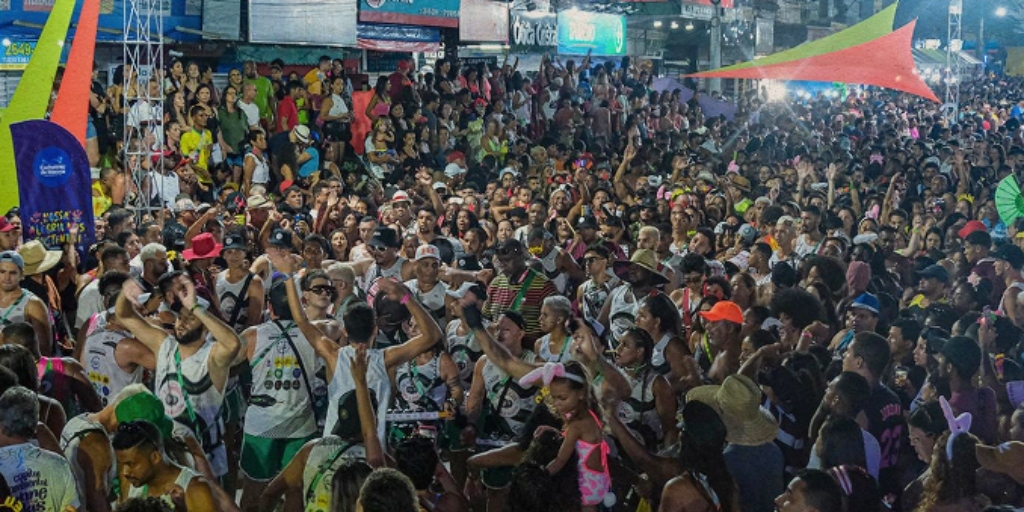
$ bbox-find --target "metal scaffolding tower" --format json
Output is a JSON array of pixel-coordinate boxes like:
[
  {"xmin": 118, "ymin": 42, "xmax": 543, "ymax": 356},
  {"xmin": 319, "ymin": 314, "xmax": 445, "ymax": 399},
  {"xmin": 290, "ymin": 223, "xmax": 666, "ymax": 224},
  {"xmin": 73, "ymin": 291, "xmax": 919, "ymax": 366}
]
[
  {"xmin": 945, "ymin": 0, "xmax": 961, "ymax": 124},
  {"xmin": 123, "ymin": 0, "xmax": 164, "ymax": 217}
]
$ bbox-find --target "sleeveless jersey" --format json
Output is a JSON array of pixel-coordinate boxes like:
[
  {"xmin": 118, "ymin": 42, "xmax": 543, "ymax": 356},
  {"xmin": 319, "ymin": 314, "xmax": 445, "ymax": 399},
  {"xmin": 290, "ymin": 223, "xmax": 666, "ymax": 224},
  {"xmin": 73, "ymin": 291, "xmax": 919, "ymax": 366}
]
[
  {"xmin": 126, "ymin": 464, "xmax": 201, "ymax": 506},
  {"xmin": 446, "ymin": 319, "xmax": 482, "ymax": 391},
  {"xmin": 481, "ymin": 351, "xmax": 538, "ymax": 439},
  {"xmin": 154, "ymin": 336, "xmax": 227, "ymax": 477},
  {"xmin": 616, "ymin": 368, "xmax": 663, "ymax": 450},
  {"xmin": 394, "ymin": 355, "xmax": 447, "ymax": 412},
  {"xmin": 246, "ymin": 321, "xmax": 319, "ymax": 439},
  {"xmin": 650, "ymin": 334, "xmax": 673, "ymax": 375},
  {"xmin": 537, "ymin": 333, "xmax": 572, "ymax": 363},
  {"xmin": 303, "ymin": 437, "xmax": 367, "ymax": 512},
  {"xmin": 82, "ymin": 312, "xmax": 144, "ymax": 407},
  {"xmin": 607, "ymin": 285, "xmax": 640, "ymax": 343},
  {"xmin": 580, "ymin": 276, "xmax": 619, "ymax": 327},
  {"xmin": 216, "ymin": 271, "xmax": 256, "ymax": 331},
  {"xmin": 0, "ymin": 289, "xmax": 37, "ymax": 327},
  {"xmin": 360, "ymin": 258, "xmax": 406, "ymax": 291},
  {"xmin": 324, "ymin": 345, "xmax": 391, "ymax": 444},
  {"xmin": 61, "ymin": 413, "xmax": 115, "ymax": 511},
  {"xmin": 406, "ymin": 279, "xmax": 448, "ymax": 327},
  {"xmin": 537, "ymin": 248, "xmax": 569, "ymax": 294}
]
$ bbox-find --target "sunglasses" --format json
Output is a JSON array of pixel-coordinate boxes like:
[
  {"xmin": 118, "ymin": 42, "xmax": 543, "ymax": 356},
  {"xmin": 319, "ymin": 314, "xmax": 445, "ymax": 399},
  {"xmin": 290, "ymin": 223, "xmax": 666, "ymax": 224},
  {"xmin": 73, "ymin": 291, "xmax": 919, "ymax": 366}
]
[
  {"xmin": 369, "ymin": 244, "xmax": 389, "ymax": 253},
  {"xmin": 584, "ymin": 256, "xmax": 604, "ymax": 265},
  {"xmin": 307, "ymin": 285, "xmax": 334, "ymax": 296}
]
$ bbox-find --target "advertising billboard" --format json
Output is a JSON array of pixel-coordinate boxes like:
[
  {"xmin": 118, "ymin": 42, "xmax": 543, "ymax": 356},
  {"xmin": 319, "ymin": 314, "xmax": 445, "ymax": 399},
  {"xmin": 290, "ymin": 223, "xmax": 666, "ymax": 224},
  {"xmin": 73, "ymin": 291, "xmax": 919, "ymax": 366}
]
[
  {"xmin": 358, "ymin": 0, "xmax": 459, "ymax": 28},
  {"xmin": 556, "ymin": 10, "xmax": 626, "ymax": 56}
]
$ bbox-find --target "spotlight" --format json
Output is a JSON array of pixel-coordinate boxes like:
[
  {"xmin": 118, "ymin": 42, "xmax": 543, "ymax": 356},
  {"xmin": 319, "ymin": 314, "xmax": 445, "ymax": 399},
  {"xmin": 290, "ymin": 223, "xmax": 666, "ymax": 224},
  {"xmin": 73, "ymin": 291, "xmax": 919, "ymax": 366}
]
[
  {"xmin": 671, "ymin": 21, "xmax": 679, "ymax": 29},
  {"xmin": 653, "ymin": 20, "xmax": 663, "ymax": 28},
  {"xmin": 685, "ymin": 22, "xmax": 694, "ymax": 30}
]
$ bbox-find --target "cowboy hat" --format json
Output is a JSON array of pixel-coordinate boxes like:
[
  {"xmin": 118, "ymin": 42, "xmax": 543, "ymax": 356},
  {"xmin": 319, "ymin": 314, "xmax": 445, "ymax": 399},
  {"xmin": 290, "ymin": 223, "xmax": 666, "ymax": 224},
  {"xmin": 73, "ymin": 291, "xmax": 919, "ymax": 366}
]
[
  {"xmin": 182, "ymin": 232, "xmax": 222, "ymax": 261},
  {"xmin": 18, "ymin": 240, "xmax": 62, "ymax": 276},
  {"xmin": 612, "ymin": 249, "xmax": 669, "ymax": 285},
  {"xmin": 686, "ymin": 374, "xmax": 778, "ymax": 446}
]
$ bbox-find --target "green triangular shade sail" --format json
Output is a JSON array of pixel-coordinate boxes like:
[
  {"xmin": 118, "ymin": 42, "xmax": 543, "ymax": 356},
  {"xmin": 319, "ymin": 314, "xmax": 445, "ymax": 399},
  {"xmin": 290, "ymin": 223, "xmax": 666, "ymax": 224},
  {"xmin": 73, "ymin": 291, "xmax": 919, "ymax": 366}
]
[{"xmin": 689, "ymin": 3, "xmax": 941, "ymax": 102}]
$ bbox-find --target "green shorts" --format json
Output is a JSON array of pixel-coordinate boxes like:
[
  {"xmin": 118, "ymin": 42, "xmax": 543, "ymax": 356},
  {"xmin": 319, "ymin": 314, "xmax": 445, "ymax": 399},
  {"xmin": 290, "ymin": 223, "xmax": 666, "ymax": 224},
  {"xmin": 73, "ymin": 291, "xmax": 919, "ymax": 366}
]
[
  {"xmin": 481, "ymin": 466, "xmax": 514, "ymax": 489},
  {"xmin": 240, "ymin": 434, "xmax": 314, "ymax": 481}
]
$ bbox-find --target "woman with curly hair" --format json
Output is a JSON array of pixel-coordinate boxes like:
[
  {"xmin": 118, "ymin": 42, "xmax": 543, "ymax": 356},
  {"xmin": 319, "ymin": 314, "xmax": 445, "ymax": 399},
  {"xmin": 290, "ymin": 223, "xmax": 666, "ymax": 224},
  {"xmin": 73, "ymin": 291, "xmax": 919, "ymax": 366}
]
[
  {"xmin": 770, "ymin": 288, "xmax": 825, "ymax": 349},
  {"xmin": 914, "ymin": 429, "xmax": 989, "ymax": 511}
]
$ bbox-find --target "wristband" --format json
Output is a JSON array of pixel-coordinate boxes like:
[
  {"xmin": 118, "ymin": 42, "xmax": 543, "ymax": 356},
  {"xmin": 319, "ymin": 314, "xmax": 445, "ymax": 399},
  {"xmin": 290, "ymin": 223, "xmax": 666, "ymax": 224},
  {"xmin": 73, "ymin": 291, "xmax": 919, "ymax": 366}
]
[
  {"xmin": 190, "ymin": 303, "xmax": 203, "ymax": 313},
  {"xmin": 400, "ymin": 293, "xmax": 412, "ymax": 305}
]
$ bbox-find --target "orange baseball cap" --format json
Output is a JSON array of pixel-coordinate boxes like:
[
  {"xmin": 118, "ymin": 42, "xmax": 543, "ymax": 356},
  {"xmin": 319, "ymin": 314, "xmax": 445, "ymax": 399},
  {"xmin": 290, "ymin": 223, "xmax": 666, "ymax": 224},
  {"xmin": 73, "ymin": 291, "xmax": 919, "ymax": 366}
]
[{"xmin": 698, "ymin": 301, "xmax": 744, "ymax": 325}]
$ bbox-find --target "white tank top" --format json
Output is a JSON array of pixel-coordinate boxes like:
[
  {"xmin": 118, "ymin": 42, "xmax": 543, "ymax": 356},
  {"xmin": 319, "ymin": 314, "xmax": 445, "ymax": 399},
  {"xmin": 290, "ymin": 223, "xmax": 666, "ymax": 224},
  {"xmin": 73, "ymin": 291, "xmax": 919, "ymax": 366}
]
[
  {"xmin": 481, "ymin": 351, "xmax": 538, "ymax": 439},
  {"xmin": 607, "ymin": 285, "xmax": 640, "ymax": 343},
  {"xmin": 393, "ymin": 354, "xmax": 447, "ymax": 411},
  {"xmin": 82, "ymin": 312, "xmax": 144, "ymax": 407},
  {"xmin": 406, "ymin": 279, "xmax": 448, "ymax": 327},
  {"xmin": 537, "ymin": 333, "xmax": 572, "ymax": 363},
  {"xmin": 155, "ymin": 336, "xmax": 227, "ymax": 477},
  {"xmin": 0, "ymin": 289, "xmax": 37, "ymax": 327},
  {"xmin": 246, "ymin": 151, "xmax": 270, "ymax": 185},
  {"xmin": 446, "ymin": 319, "xmax": 482, "ymax": 391},
  {"xmin": 215, "ymin": 271, "xmax": 257, "ymax": 331},
  {"xmin": 327, "ymin": 93, "xmax": 350, "ymax": 118},
  {"xmin": 615, "ymin": 369, "xmax": 663, "ymax": 450},
  {"xmin": 61, "ymin": 413, "xmax": 116, "ymax": 511},
  {"xmin": 303, "ymin": 436, "xmax": 366, "ymax": 512},
  {"xmin": 246, "ymin": 320, "xmax": 319, "ymax": 438},
  {"xmin": 360, "ymin": 258, "xmax": 406, "ymax": 291},
  {"xmin": 538, "ymin": 248, "xmax": 569, "ymax": 294},
  {"xmin": 324, "ymin": 345, "xmax": 391, "ymax": 444}
]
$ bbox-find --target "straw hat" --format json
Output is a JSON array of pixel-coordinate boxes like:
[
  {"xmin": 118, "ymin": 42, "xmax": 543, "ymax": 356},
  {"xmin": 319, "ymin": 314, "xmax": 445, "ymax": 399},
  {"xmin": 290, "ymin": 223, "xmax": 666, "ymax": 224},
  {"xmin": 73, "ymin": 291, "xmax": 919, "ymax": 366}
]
[
  {"xmin": 18, "ymin": 240, "xmax": 62, "ymax": 276},
  {"xmin": 686, "ymin": 374, "xmax": 778, "ymax": 446},
  {"xmin": 612, "ymin": 249, "xmax": 668, "ymax": 285}
]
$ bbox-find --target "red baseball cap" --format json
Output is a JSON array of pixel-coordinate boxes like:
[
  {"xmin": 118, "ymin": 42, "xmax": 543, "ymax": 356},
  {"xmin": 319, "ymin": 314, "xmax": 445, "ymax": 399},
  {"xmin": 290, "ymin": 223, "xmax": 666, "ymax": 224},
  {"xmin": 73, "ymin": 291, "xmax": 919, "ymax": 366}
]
[
  {"xmin": 0, "ymin": 218, "xmax": 14, "ymax": 233},
  {"xmin": 958, "ymin": 220, "xmax": 987, "ymax": 239},
  {"xmin": 698, "ymin": 301, "xmax": 744, "ymax": 325}
]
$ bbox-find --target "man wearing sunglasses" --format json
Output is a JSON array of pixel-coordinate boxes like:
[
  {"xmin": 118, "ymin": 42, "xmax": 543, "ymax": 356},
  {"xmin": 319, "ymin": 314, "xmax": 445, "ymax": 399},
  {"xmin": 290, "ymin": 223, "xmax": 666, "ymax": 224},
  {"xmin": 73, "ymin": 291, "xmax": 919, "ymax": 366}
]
[
  {"xmin": 236, "ymin": 279, "xmax": 329, "ymax": 512},
  {"xmin": 353, "ymin": 227, "xmax": 414, "ymax": 291}
]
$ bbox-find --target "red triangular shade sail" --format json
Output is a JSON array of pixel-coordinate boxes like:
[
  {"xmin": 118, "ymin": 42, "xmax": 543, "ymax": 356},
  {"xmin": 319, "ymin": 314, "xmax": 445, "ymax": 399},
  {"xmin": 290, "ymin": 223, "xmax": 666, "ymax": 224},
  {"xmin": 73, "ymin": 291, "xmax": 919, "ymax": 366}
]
[{"xmin": 689, "ymin": 11, "xmax": 940, "ymax": 102}]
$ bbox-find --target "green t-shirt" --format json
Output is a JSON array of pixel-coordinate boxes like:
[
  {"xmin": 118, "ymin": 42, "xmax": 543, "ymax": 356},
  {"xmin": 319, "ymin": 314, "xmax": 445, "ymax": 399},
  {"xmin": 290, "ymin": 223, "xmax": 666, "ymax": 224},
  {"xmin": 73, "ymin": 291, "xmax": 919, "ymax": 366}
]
[
  {"xmin": 218, "ymin": 107, "xmax": 248, "ymax": 154},
  {"xmin": 244, "ymin": 76, "xmax": 274, "ymax": 120}
]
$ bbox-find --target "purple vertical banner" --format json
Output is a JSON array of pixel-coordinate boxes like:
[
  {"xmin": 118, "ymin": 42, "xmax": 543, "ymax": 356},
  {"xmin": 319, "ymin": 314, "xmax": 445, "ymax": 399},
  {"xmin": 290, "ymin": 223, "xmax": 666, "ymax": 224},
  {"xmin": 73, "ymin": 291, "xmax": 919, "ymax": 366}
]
[{"xmin": 10, "ymin": 119, "xmax": 96, "ymax": 249}]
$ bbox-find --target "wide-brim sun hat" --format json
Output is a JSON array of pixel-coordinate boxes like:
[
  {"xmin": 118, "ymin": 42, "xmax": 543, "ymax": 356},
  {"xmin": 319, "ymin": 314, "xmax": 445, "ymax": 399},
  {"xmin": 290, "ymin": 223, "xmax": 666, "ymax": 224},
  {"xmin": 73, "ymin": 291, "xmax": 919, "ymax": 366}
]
[
  {"xmin": 686, "ymin": 374, "xmax": 779, "ymax": 446},
  {"xmin": 18, "ymin": 240, "xmax": 62, "ymax": 276}
]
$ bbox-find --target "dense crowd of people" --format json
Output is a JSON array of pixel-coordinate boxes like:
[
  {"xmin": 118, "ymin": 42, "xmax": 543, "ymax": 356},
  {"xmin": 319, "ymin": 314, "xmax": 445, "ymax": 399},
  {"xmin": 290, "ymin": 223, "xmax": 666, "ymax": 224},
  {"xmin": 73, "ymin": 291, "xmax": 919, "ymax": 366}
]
[{"xmin": 0, "ymin": 51, "xmax": 1022, "ymax": 512}]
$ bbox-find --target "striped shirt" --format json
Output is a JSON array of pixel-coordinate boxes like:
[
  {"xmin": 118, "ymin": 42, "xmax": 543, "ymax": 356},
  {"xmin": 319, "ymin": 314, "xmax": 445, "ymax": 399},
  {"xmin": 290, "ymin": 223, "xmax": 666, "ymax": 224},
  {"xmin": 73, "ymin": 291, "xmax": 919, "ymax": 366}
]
[{"xmin": 485, "ymin": 269, "xmax": 557, "ymax": 344}]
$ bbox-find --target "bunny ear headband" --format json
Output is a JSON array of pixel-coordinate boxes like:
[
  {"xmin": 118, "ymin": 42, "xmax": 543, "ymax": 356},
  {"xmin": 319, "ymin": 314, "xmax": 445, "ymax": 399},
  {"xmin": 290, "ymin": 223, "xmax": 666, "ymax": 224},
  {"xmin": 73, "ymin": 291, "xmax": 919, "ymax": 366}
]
[
  {"xmin": 940, "ymin": 396, "xmax": 972, "ymax": 461},
  {"xmin": 518, "ymin": 362, "xmax": 585, "ymax": 388}
]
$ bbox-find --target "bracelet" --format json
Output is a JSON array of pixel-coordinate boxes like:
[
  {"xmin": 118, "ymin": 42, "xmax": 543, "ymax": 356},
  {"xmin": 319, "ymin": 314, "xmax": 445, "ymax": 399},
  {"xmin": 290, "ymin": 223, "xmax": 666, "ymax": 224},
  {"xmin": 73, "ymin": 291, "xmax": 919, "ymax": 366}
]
[
  {"xmin": 400, "ymin": 293, "xmax": 412, "ymax": 305},
  {"xmin": 190, "ymin": 303, "xmax": 204, "ymax": 313}
]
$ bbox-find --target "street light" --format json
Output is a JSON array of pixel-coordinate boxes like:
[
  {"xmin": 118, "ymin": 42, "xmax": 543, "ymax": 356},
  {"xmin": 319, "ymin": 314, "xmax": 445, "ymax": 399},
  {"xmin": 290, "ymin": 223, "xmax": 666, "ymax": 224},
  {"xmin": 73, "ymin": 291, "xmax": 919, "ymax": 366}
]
[{"xmin": 979, "ymin": 6, "xmax": 1006, "ymax": 66}]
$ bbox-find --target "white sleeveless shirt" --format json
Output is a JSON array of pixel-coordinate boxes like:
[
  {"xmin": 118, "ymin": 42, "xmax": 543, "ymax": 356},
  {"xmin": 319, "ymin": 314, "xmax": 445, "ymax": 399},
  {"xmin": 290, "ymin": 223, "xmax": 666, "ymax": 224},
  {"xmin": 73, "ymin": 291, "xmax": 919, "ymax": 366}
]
[
  {"xmin": 215, "ymin": 271, "xmax": 258, "ymax": 332},
  {"xmin": 302, "ymin": 436, "xmax": 366, "ymax": 512},
  {"xmin": 154, "ymin": 336, "xmax": 227, "ymax": 477},
  {"xmin": 82, "ymin": 311, "xmax": 144, "ymax": 407},
  {"xmin": 60, "ymin": 413, "xmax": 116, "ymax": 511},
  {"xmin": 324, "ymin": 345, "xmax": 391, "ymax": 445},
  {"xmin": 246, "ymin": 320, "xmax": 319, "ymax": 438}
]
